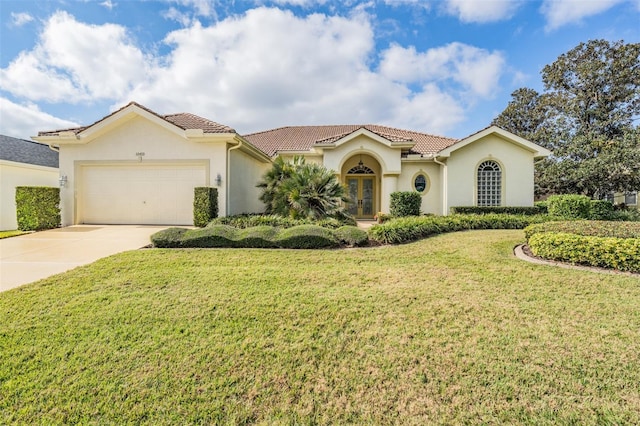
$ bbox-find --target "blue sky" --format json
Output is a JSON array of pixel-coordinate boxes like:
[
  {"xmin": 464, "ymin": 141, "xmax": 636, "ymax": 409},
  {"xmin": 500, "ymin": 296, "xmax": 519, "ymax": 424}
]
[{"xmin": 1, "ymin": 0, "xmax": 638, "ymax": 139}]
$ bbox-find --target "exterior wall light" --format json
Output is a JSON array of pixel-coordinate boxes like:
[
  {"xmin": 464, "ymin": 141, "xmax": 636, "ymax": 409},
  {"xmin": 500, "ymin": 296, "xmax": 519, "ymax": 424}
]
[
  {"xmin": 215, "ymin": 173, "xmax": 222, "ymax": 187},
  {"xmin": 59, "ymin": 175, "xmax": 68, "ymax": 188}
]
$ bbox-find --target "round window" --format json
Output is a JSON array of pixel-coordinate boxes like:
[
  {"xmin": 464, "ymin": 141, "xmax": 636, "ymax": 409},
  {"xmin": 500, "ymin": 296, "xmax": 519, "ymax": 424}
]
[{"xmin": 414, "ymin": 174, "xmax": 428, "ymax": 193}]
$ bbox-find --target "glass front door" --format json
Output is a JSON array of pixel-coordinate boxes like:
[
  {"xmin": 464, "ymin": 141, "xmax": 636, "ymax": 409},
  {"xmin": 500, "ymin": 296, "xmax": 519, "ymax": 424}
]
[{"xmin": 346, "ymin": 176, "xmax": 375, "ymax": 219}]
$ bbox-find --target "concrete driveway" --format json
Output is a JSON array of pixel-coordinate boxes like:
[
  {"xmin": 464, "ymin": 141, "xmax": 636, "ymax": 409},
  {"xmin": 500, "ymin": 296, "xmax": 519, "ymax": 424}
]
[{"xmin": 0, "ymin": 225, "xmax": 169, "ymax": 292}]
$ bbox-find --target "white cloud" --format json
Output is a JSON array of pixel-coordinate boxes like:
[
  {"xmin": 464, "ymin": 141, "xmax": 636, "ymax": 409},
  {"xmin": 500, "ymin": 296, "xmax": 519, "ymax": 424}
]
[
  {"xmin": 10, "ymin": 12, "xmax": 34, "ymax": 27},
  {"xmin": 0, "ymin": 11, "xmax": 153, "ymax": 102},
  {"xmin": 379, "ymin": 42, "xmax": 505, "ymax": 97},
  {"xmin": 0, "ymin": 97, "xmax": 80, "ymax": 139},
  {"xmin": 443, "ymin": 0, "xmax": 522, "ymax": 23},
  {"xmin": 541, "ymin": 0, "xmax": 626, "ymax": 30},
  {"xmin": 100, "ymin": 0, "xmax": 116, "ymax": 10}
]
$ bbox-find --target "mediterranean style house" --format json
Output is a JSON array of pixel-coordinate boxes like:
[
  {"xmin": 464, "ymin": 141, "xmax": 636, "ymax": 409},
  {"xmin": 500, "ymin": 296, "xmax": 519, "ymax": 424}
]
[{"xmin": 33, "ymin": 102, "xmax": 551, "ymax": 226}]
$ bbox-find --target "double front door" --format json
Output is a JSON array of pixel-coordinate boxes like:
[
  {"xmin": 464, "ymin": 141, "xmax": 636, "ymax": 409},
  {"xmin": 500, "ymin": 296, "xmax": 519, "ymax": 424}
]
[{"xmin": 347, "ymin": 176, "xmax": 375, "ymax": 219}]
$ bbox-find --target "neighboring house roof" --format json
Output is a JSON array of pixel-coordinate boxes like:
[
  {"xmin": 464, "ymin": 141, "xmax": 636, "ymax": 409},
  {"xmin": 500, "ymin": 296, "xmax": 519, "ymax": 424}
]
[
  {"xmin": 0, "ymin": 134, "xmax": 59, "ymax": 168},
  {"xmin": 37, "ymin": 101, "xmax": 236, "ymax": 136},
  {"xmin": 243, "ymin": 125, "xmax": 457, "ymax": 157}
]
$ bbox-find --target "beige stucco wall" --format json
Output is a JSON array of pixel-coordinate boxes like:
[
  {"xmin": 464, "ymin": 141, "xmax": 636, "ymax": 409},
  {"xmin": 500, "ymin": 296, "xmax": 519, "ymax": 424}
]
[
  {"xmin": 444, "ymin": 134, "xmax": 535, "ymax": 213},
  {"xmin": 58, "ymin": 116, "xmax": 229, "ymax": 226},
  {"xmin": 397, "ymin": 162, "xmax": 443, "ymax": 215},
  {"xmin": 229, "ymin": 148, "xmax": 270, "ymax": 215},
  {"xmin": 0, "ymin": 161, "xmax": 59, "ymax": 230}
]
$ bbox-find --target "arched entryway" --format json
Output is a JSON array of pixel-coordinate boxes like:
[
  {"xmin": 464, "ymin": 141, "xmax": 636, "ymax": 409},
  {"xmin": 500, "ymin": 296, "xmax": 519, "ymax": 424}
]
[{"xmin": 342, "ymin": 154, "xmax": 381, "ymax": 219}]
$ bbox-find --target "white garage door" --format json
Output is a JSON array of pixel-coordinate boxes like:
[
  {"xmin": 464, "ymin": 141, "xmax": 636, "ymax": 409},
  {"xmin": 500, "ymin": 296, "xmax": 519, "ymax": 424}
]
[{"xmin": 80, "ymin": 164, "xmax": 207, "ymax": 225}]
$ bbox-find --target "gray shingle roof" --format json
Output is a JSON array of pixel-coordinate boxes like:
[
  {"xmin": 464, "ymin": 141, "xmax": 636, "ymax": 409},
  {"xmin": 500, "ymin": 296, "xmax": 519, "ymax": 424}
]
[{"xmin": 0, "ymin": 134, "xmax": 59, "ymax": 168}]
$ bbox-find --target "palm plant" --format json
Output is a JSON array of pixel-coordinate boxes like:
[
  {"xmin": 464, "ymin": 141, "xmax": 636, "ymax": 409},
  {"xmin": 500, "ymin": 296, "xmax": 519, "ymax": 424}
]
[{"xmin": 257, "ymin": 157, "xmax": 352, "ymax": 220}]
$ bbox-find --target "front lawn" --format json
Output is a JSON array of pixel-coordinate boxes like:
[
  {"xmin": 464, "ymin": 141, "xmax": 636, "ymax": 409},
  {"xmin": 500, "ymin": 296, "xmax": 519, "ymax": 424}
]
[{"xmin": 2, "ymin": 230, "xmax": 639, "ymax": 424}]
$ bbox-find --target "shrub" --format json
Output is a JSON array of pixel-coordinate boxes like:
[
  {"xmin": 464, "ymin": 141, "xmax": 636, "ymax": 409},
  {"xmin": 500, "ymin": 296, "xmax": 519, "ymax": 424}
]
[
  {"xmin": 589, "ymin": 200, "xmax": 614, "ymax": 220},
  {"xmin": 334, "ymin": 226, "xmax": 369, "ymax": 247},
  {"xmin": 208, "ymin": 214, "xmax": 354, "ymax": 229},
  {"xmin": 450, "ymin": 206, "xmax": 545, "ymax": 215},
  {"xmin": 236, "ymin": 226, "xmax": 279, "ymax": 248},
  {"xmin": 15, "ymin": 186, "xmax": 60, "ymax": 231},
  {"xmin": 390, "ymin": 191, "xmax": 421, "ymax": 217},
  {"xmin": 368, "ymin": 214, "xmax": 551, "ymax": 244},
  {"xmin": 528, "ymin": 232, "xmax": 640, "ymax": 273},
  {"xmin": 193, "ymin": 187, "xmax": 218, "ymax": 227},
  {"xmin": 524, "ymin": 221, "xmax": 640, "ymax": 240},
  {"xmin": 181, "ymin": 225, "xmax": 238, "ymax": 248},
  {"xmin": 276, "ymin": 225, "xmax": 339, "ymax": 249},
  {"xmin": 150, "ymin": 227, "xmax": 189, "ymax": 248},
  {"xmin": 547, "ymin": 194, "xmax": 592, "ymax": 219},
  {"xmin": 534, "ymin": 201, "xmax": 548, "ymax": 214}
]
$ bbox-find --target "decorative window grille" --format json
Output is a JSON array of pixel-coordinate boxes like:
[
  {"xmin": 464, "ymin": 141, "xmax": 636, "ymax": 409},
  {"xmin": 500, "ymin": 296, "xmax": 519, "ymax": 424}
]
[
  {"xmin": 347, "ymin": 164, "xmax": 375, "ymax": 175},
  {"xmin": 477, "ymin": 161, "xmax": 502, "ymax": 206}
]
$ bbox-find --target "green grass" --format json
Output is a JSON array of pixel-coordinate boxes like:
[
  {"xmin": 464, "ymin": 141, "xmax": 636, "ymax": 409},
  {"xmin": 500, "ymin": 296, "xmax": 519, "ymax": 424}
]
[
  {"xmin": 0, "ymin": 230, "xmax": 27, "ymax": 239},
  {"xmin": 1, "ymin": 230, "xmax": 639, "ymax": 424}
]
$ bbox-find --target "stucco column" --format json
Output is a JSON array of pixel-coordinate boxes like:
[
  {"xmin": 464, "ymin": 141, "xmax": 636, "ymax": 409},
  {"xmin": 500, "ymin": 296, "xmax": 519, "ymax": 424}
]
[{"xmin": 381, "ymin": 174, "xmax": 398, "ymax": 213}]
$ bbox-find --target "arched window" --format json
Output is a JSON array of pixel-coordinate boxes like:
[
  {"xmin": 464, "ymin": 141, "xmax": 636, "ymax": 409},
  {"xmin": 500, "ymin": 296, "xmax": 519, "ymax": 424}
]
[{"xmin": 477, "ymin": 161, "xmax": 501, "ymax": 206}]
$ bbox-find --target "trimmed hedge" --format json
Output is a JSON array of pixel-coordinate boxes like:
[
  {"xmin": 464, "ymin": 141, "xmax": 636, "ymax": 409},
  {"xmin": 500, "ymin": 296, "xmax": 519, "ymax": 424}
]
[
  {"xmin": 390, "ymin": 192, "xmax": 421, "ymax": 217},
  {"xmin": 368, "ymin": 214, "xmax": 550, "ymax": 244},
  {"xmin": 547, "ymin": 194, "xmax": 592, "ymax": 219},
  {"xmin": 450, "ymin": 206, "xmax": 545, "ymax": 215},
  {"xmin": 528, "ymin": 232, "xmax": 640, "ymax": 273},
  {"xmin": 589, "ymin": 200, "xmax": 614, "ymax": 220},
  {"xmin": 193, "ymin": 187, "xmax": 218, "ymax": 227},
  {"xmin": 524, "ymin": 221, "xmax": 640, "ymax": 240},
  {"xmin": 208, "ymin": 214, "xmax": 356, "ymax": 229},
  {"xmin": 151, "ymin": 224, "xmax": 367, "ymax": 249},
  {"xmin": 15, "ymin": 186, "xmax": 60, "ymax": 231}
]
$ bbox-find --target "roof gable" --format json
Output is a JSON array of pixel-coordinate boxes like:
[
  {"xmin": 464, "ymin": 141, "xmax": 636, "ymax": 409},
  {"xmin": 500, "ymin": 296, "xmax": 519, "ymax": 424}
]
[
  {"xmin": 0, "ymin": 134, "xmax": 59, "ymax": 168},
  {"xmin": 243, "ymin": 124, "xmax": 456, "ymax": 157},
  {"xmin": 437, "ymin": 125, "xmax": 552, "ymax": 159},
  {"xmin": 36, "ymin": 102, "xmax": 236, "ymax": 143}
]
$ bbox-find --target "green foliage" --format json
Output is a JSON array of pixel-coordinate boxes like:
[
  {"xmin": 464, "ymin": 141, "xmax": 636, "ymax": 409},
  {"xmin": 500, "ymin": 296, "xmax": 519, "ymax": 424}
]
[
  {"xmin": 547, "ymin": 194, "xmax": 592, "ymax": 218},
  {"xmin": 528, "ymin": 232, "xmax": 640, "ymax": 273},
  {"xmin": 193, "ymin": 187, "xmax": 218, "ymax": 227},
  {"xmin": 534, "ymin": 201, "xmax": 549, "ymax": 214},
  {"xmin": 333, "ymin": 226, "xmax": 369, "ymax": 247},
  {"xmin": 152, "ymin": 224, "xmax": 343, "ymax": 249},
  {"xmin": 209, "ymin": 214, "xmax": 354, "ymax": 229},
  {"xmin": 493, "ymin": 40, "xmax": 640, "ymax": 197},
  {"xmin": 589, "ymin": 200, "xmax": 614, "ymax": 220},
  {"xmin": 15, "ymin": 186, "xmax": 60, "ymax": 231},
  {"xmin": 524, "ymin": 221, "xmax": 640, "ymax": 240},
  {"xmin": 450, "ymin": 206, "xmax": 545, "ymax": 215},
  {"xmin": 368, "ymin": 214, "xmax": 550, "ymax": 244},
  {"xmin": 257, "ymin": 156, "xmax": 351, "ymax": 221},
  {"xmin": 275, "ymin": 225, "xmax": 339, "ymax": 249},
  {"xmin": 390, "ymin": 191, "xmax": 421, "ymax": 217}
]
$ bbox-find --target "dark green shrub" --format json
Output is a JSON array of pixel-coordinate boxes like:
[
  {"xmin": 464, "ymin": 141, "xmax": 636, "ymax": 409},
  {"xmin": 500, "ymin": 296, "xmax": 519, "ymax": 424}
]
[
  {"xmin": 547, "ymin": 194, "xmax": 591, "ymax": 219},
  {"xmin": 275, "ymin": 225, "xmax": 339, "ymax": 249},
  {"xmin": 334, "ymin": 226, "xmax": 369, "ymax": 247},
  {"xmin": 589, "ymin": 200, "xmax": 613, "ymax": 220},
  {"xmin": 610, "ymin": 208, "xmax": 640, "ymax": 222},
  {"xmin": 236, "ymin": 226, "xmax": 279, "ymax": 248},
  {"xmin": 209, "ymin": 214, "xmax": 353, "ymax": 229},
  {"xmin": 390, "ymin": 191, "xmax": 421, "ymax": 217},
  {"xmin": 450, "ymin": 206, "xmax": 544, "ymax": 215},
  {"xmin": 15, "ymin": 186, "xmax": 60, "ymax": 231},
  {"xmin": 193, "ymin": 187, "xmax": 218, "ymax": 227},
  {"xmin": 534, "ymin": 201, "xmax": 548, "ymax": 214},
  {"xmin": 150, "ymin": 227, "xmax": 189, "ymax": 248},
  {"xmin": 528, "ymin": 232, "xmax": 640, "ymax": 273},
  {"xmin": 182, "ymin": 225, "xmax": 238, "ymax": 248}
]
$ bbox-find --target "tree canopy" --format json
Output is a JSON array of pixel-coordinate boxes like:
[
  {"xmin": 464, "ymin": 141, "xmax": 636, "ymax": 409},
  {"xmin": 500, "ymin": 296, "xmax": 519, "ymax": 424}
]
[{"xmin": 493, "ymin": 39, "xmax": 640, "ymax": 197}]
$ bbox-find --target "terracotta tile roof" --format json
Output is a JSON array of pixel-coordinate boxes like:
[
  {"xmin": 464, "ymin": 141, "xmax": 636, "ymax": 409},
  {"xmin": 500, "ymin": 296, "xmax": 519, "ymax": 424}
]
[
  {"xmin": 38, "ymin": 102, "xmax": 235, "ymax": 136},
  {"xmin": 243, "ymin": 124, "xmax": 457, "ymax": 157}
]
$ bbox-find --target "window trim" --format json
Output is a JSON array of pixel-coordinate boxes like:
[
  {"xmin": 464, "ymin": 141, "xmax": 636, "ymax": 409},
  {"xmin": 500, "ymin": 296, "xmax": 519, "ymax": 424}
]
[{"xmin": 411, "ymin": 171, "xmax": 430, "ymax": 195}]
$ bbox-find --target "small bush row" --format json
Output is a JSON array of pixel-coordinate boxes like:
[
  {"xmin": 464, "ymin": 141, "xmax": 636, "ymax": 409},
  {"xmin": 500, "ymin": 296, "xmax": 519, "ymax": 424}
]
[
  {"xmin": 368, "ymin": 214, "xmax": 551, "ymax": 244},
  {"xmin": 546, "ymin": 194, "xmax": 614, "ymax": 220},
  {"xmin": 524, "ymin": 221, "xmax": 640, "ymax": 240},
  {"xmin": 151, "ymin": 224, "xmax": 368, "ymax": 249},
  {"xmin": 527, "ymin": 232, "xmax": 640, "ymax": 273},
  {"xmin": 450, "ymin": 206, "xmax": 546, "ymax": 215},
  {"xmin": 208, "ymin": 214, "xmax": 356, "ymax": 229}
]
